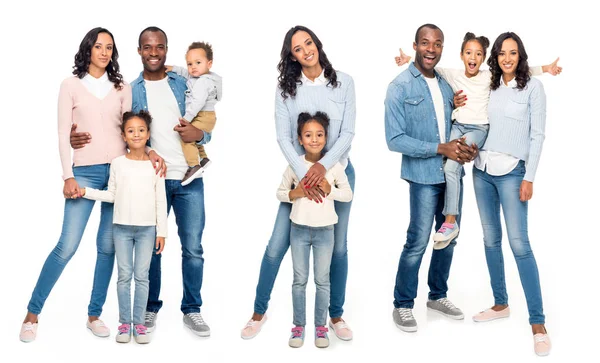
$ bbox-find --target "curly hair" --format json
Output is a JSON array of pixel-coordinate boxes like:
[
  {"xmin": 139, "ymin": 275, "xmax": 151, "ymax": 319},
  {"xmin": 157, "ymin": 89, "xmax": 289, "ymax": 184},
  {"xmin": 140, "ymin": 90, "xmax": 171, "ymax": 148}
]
[
  {"xmin": 121, "ymin": 110, "xmax": 153, "ymax": 132},
  {"xmin": 277, "ymin": 26, "xmax": 338, "ymax": 100},
  {"xmin": 461, "ymin": 32, "xmax": 490, "ymax": 58},
  {"xmin": 73, "ymin": 27, "xmax": 124, "ymax": 90},
  {"xmin": 188, "ymin": 41, "xmax": 213, "ymax": 61},
  {"xmin": 297, "ymin": 111, "xmax": 330, "ymax": 137},
  {"xmin": 488, "ymin": 32, "xmax": 530, "ymax": 91}
]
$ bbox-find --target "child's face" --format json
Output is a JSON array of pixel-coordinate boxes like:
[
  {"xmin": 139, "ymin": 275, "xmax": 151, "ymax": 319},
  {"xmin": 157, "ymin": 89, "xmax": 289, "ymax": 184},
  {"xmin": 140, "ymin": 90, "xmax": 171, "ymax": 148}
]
[
  {"xmin": 121, "ymin": 117, "xmax": 150, "ymax": 150},
  {"xmin": 461, "ymin": 40, "xmax": 485, "ymax": 77},
  {"xmin": 298, "ymin": 121, "xmax": 326, "ymax": 155},
  {"xmin": 186, "ymin": 48, "xmax": 212, "ymax": 77}
]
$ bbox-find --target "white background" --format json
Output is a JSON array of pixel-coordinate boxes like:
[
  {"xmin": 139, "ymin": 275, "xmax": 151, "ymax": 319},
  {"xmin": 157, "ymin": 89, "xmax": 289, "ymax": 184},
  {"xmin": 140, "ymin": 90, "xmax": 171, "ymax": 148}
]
[{"xmin": 1, "ymin": 0, "xmax": 596, "ymax": 362}]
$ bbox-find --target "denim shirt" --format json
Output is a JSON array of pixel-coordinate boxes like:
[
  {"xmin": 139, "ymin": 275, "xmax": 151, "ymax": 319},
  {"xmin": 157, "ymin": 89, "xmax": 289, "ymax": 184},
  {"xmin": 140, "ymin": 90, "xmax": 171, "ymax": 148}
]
[
  {"xmin": 131, "ymin": 71, "xmax": 211, "ymax": 145},
  {"xmin": 384, "ymin": 63, "xmax": 455, "ymax": 185}
]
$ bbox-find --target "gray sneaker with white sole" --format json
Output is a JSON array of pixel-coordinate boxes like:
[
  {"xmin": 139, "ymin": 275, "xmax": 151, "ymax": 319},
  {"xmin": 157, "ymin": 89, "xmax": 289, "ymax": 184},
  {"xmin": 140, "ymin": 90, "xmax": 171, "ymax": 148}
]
[
  {"xmin": 427, "ymin": 298, "xmax": 464, "ymax": 319},
  {"xmin": 393, "ymin": 308, "xmax": 417, "ymax": 332},
  {"xmin": 183, "ymin": 312, "xmax": 211, "ymax": 337}
]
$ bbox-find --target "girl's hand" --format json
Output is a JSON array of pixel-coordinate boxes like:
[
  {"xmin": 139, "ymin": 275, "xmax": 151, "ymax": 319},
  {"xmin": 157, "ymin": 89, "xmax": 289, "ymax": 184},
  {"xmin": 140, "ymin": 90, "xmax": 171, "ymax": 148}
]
[
  {"xmin": 319, "ymin": 179, "xmax": 331, "ymax": 195},
  {"xmin": 395, "ymin": 48, "xmax": 411, "ymax": 66},
  {"xmin": 78, "ymin": 187, "xmax": 86, "ymax": 197},
  {"xmin": 304, "ymin": 163, "xmax": 326, "ymax": 189},
  {"xmin": 148, "ymin": 150, "xmax": 167, "ymax": 177},
  {"xmin": 453, "ymin": 90, "xmax": 467, "ymax": 108},
  {"xmin": 519, "ymin": 181, "xmax": 533, "ymax": 202},
  {"xmin": 155, "ymin": 237, "xmax": 165, "ymax": 254},
  {"xmin": 543, "ymin": 58, "xmax": 562, "ymax": 76},
  {"xmin": 63, "ymin": 178, "xmax": 80, "ymax": 199}
]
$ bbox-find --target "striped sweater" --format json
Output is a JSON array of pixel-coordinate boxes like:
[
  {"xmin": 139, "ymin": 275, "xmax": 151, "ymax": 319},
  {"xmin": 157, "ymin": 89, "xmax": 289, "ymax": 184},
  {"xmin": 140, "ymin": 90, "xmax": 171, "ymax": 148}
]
[{"xmin": 484, "ymin": 77, "xmax": 546, "ymax": 182}]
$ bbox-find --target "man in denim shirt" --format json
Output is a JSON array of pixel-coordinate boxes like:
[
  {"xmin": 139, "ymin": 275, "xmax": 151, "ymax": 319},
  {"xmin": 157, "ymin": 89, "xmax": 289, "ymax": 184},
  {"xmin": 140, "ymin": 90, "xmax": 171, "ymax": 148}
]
[
  {"xmin": 132, "ymin": 26, "xmax": 212, "ymax": 338},
  {"xmin": 384, "ymin": 24, "xmax": 477, "ymax": 333}
]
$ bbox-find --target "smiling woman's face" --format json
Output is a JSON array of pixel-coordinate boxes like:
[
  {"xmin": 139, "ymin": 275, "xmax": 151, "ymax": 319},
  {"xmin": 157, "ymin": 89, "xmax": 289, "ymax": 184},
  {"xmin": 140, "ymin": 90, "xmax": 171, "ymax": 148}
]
[{"xmin": 290, "ymin": 30, "xmax": 320, "ymax": 69}]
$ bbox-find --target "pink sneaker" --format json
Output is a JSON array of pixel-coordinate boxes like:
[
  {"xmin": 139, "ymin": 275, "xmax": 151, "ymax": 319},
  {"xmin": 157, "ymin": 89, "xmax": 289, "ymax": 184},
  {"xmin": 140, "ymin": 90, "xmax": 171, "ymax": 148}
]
[
  {"xmin": 240, "ymin": 315, "xmax": 267, "ymax": 340},
  {"xmin": 534, "ymin": 333, "xmax": 551, "ymax": 356},
  {"xmin": 19, "ymin": 322, "xmax": 38, "ymax": 343},
  {"xmin": 472, "ymin": 307, "xmax": 510, "ymax": 322},
  {"xmin": 86, "ymin": 319, "xmax": 110, "ymax": 337},
  {"xmin": 328, "ymin": 319, "xmax": 353, "ymax": 341}
]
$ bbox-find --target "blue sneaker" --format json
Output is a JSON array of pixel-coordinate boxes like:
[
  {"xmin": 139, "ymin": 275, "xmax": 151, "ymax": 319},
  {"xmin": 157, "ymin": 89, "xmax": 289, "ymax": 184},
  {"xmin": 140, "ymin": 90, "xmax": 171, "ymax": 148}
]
[
  {"xmin": 288, "ymin": 326, "xmax": 305, "ymax": 348},
  {"xmin": 433, "ymin": 222, "xmax": 459, "ymax": 249}
]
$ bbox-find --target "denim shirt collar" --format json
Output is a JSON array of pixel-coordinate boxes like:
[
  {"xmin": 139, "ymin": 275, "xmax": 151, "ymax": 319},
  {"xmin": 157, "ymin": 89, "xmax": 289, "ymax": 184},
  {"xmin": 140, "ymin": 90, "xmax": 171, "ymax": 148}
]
[
  {"xmin": 408, "ymin": 62, "xmax": 442, "ymax": 81},
  {"xmin": 131, "ymin": 71, "xmax": 181, "ymax": 86}
]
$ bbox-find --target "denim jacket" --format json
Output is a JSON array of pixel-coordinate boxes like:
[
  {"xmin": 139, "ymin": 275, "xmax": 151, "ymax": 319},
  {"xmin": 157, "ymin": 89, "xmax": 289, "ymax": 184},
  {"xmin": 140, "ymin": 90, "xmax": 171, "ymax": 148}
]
[
  {"xmin": 131, "ymin": 71, "xmax": 211, "ymax": 145},
  {"xmin": 384, "ymin": 63, "xmax": 455, "ymax": 185}
]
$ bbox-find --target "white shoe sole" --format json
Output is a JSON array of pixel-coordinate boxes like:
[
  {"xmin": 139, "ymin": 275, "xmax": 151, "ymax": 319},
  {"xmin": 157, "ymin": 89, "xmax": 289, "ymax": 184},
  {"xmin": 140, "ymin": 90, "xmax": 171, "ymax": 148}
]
[
  {"xmin": 472, "ymin": 314, "xmax": 510, "ymax": 323},
  {"xmin": 181, "ymin": 168, "xmax": 204, "ymax": 186},
  {"xmin": 184, "ymin": 322, "xmax": 210, "ymax": 337},
  {"xmin": 116, "ymin": 335, "xmax": 131, "ymax": 343},
  {"xmin": 427, "ymin": 306, "xmax": 464, "ymax": 320},
  {"xmin": 432, "ymin": 228, "xmax": 460, "ymax": 248},
  {"xmin": 87, "ymin": 326, "xmax": 110, "ymax": 337},
  {"xmin": 394, "ymin": 322, "xmax": 418, "ymax": 332}
]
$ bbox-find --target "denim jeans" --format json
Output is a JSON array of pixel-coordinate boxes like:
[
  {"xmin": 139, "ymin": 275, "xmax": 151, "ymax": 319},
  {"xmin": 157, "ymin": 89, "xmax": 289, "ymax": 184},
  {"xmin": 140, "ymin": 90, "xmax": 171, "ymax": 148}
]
[
  {"xmin": 254, "ymin": 160, "xmax": 355, "ymax": 318},
  {"xmin": 27, "ymin": 164, "xmax": 115, "ymax": 316},
  {"xmin": 113, "ymin": 224, "xmax": 155, "ymax": 325},
  {"xmin": 473, "ymin": 162, "xmax": 545, "ymax": 325},
  {"xmin": 443, "ymin": 122, "xmax": 488, "ymax": 216},
  {"xmin": 290, "ymin": 223, "xmax": 334, "ymax": 327},
  {"xmin": 393, "ymin": 180, "xmax": 462, "ymax": 308},
  {"xmin": 147, "ymin": 178, "xmax": 205, "ymax": 314}
]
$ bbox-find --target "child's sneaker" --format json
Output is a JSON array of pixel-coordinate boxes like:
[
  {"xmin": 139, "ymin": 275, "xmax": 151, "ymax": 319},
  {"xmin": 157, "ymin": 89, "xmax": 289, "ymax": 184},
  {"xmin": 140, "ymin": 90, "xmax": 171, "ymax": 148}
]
[
  {"xmin": 288, "ymin": 326, "xmax": 305, "ymax": 348},
  {"xmin": 315, "ymin": 326, "xmax": 329, "ymax": 348},
  {"xmin": 115, "ymin": 323, "xmax": 131, "ymax": 343},
  {"xmin": 181, "ymin": 165, "xmax": 203, "ymax": 187},
  {"xmin": 19, "ymin": 322, "xmax": 38, "ymax": 343},
  {"xmin": 199, "ymin": 157, "xmax": 211, "ymax": 171},
  {"xmin": 133, "ymin": 324, "xmax": 150, "ymax": 344},
  {"xmin": 433, "ymin": 222, "xmax": 459, "ymax": 249}
]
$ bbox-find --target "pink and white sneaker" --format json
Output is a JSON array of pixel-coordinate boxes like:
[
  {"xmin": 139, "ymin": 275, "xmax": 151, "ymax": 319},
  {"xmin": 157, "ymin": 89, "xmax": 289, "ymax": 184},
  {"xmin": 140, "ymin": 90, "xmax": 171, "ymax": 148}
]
[
  {"xmin": 240, "ymin": 315, "xmax": 267, "ymax": 340},
  {"xmin": 472, "ymin": 307, "xmax": 510, "ymax": 322},
  {"xmin": 534, "ymin": 333, "xmax": 551, "ymax": 356},
  {"xmin": 19, "ymin": 322, "xmax": 38, "ymax": 343},
  {"xmin": 87, "ymin": 319, "xmax": 110, "ymax": 337},
  {"xmin": 329, "ymin": 319, "xmax": 353, "ymax": 341}
]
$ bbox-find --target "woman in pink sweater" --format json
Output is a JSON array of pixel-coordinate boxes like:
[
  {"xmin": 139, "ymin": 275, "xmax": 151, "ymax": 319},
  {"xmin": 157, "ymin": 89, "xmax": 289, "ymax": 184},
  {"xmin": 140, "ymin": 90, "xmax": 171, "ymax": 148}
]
[{"xmin": 20, "ymin": 27, "xmax": 141, "ymax": 342}]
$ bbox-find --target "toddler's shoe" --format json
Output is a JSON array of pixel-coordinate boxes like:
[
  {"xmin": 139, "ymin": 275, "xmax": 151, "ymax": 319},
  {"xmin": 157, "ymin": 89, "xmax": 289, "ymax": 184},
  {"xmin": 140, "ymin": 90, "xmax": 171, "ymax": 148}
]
[
  {"xmin": 199, "ymin": 157, "xmax": 211, "ymax": 171},
  {"xmin": 115, "ymin": 323, "xmax": 131, "ymax": 343},
  {"xmin": 288, "ymin": 326, "xmax": 305, "ymax": 348},
  {"xmin": 315, "ymin": 326, "xmax": 329, "ymax": 348},
  {"xmin": 181, "ymin": 165, "xmax": 203, "ymax": 186},
  {"xmin": 433, "ymin": 222, "xmax": 459, "ymax": 250}
]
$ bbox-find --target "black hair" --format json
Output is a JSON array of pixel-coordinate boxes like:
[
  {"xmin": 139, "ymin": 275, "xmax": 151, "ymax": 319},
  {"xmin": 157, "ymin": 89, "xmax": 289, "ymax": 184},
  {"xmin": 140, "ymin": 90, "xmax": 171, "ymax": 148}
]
[
  {"xmin": 414, "ymin": 23, "xmax": 444, "ymax": 43},
  {"xmin": 138, "ymin": 26, "xmax": 168, "ymax": 48},
  {"xmin": 121, "ymin": 110, "xmax": 152, "ymax": 132},
  {"xmin": 297, "ymin": 111, "xmax": 330, "ymax": 137},
  {"xmin": 188, "ymin": 41, "xmax": 213, "ymax": 61},
  {"xmin": 488, "ymin": 32, "xmax": 530, "ymax": 90},
  {"xmin": 461, "ymin": 32, "xmax": 490, "ymax": 58},
  {"xmin": 277, "ymin": 25, "xmax": 338, "ymax": 100},
  {"xmin": 73, "ymin": 27, "xmax": 124, "ymax": 90}
]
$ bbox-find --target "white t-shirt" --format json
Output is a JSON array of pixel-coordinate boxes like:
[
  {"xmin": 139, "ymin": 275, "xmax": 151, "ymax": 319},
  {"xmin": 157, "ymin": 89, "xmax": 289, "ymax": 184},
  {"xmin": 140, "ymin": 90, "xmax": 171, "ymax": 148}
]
[
  {"xmin": 145, "ymin": 77, "xmax": 190, "ymax": 180},
  {"xmin": 424, "ymin": 76, "xmax": 446, "ymax": 143}
]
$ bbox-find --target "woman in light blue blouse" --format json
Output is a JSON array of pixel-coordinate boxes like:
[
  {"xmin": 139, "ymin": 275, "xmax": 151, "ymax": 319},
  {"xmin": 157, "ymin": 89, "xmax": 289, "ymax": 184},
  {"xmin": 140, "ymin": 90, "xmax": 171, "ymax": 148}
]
[
  {"xmin": 241, "ymin": 25, "xmax": 356, "ymax": 342},
  {"xmin": 471, "ymin": 32, "xmax": 551, "ymax": 357}
]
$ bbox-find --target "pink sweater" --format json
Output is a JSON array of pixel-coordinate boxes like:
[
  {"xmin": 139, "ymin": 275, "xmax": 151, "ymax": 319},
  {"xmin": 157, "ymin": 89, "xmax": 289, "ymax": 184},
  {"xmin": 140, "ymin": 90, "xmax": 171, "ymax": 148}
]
[{"xmin": 57, "ymin": 77, "xmax": 132, "ymax": 180}]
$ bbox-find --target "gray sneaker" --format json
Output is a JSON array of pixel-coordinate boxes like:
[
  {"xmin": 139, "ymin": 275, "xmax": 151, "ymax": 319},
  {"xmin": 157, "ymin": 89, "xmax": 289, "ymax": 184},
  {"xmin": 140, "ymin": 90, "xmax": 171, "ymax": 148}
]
[
  {"xmin": 144, "ymin": 311, "xmax": 157, "ymax": 332},
  {"xmin": 183, "ymin": 312, "xmax": 210, "ymax": 337},
  {"xmin": 393, "ymin": 308, "xmax": 417, "ymax": 332},
  {"xmin": 427, "ymin": 298, "xmax": 464, "ymax": 320}
]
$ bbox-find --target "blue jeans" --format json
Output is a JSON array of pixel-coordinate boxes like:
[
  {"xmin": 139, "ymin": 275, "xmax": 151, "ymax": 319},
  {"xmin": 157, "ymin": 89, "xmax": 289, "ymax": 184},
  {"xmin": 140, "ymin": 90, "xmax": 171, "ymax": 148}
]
[
  {"xmin": 147, "ymin": 178, "xmax": 205, "ymax": 314},
  {"xmin": 473, "ymin": 162, "xmax": 545, "ymax": 325},
  {"xmin": 27, "ymin": 164, "xmax": 115, "ymax": 316},
  {"xmin": 393, "ymin": 181, "xmax": 462, "ymax": 308},
  {"xmin": 113, "ymin": 224, "xmax": 155, "ymax": 325},
  {"xmin": 254, "ymin": 160, "xmax": 355, "ymax": 318},
  {"xmin": 290, "ymin": 223, "xmax": 334, "ymax": 327},
  {"xmin": 443, "ymin": 122, "xmax": 488, "ymax": 216}
]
